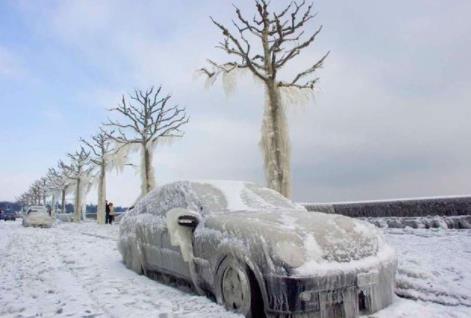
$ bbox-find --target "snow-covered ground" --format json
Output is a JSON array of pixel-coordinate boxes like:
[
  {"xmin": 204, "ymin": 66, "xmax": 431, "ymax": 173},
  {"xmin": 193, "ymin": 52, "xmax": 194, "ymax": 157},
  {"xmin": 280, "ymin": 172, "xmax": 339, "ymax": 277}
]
[{"xmin": 0, "ymin": 220, "xmax": 470, "ymax": 318}]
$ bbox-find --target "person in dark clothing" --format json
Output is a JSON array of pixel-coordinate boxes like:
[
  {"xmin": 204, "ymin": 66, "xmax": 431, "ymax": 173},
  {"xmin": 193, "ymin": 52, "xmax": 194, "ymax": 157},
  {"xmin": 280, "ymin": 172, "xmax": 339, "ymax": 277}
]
[
  {"xmin": 105, "ymin": 200, "xmax": 110, "ymax": 224},
  {"xmin": 108, "ymin": 202, "xmax": 115, "ymax": 225}
]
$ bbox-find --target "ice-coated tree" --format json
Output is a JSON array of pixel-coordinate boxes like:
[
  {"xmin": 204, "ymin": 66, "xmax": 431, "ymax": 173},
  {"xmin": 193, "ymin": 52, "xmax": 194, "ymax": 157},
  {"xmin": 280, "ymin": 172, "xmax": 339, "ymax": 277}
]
[
  {"xmin": 105, "ymin": 86, "xmax": 189, "ymax": 197},
  {"xmin": 17, "ymin": 192, "xmax": 33, "ymax": 208},
  {"xmin": 200, "ymin": 0, "xmax": 328, "ymax": 198},
  {"xmin": 81, "ymin": 130, "xmax": 115, "ymax": 224},
  {"xmin": 29, "ymin": 180, "xmax": 43, "ymax": 205},
  {"xmin": 40, "ymin": 177, "xmax": 48, "ymax": 206},
  {"xmin": 46, "ymin": 167, "xmax": 70, "ymax": 216},
  {"xmin": 60, "ymin": 147, "xmax": 92, "ymax": 222}
]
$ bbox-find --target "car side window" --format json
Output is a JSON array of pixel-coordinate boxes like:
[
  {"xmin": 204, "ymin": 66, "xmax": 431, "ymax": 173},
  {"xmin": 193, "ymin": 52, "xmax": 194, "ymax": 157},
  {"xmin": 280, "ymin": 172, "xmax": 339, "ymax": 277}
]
[
  {"xmin": 191, "ymin": 183, "xmax": 228, "ymax": 214},
  {"xmin": 138, "ymin": 185, "xmax": 189, "ymax": 217}
]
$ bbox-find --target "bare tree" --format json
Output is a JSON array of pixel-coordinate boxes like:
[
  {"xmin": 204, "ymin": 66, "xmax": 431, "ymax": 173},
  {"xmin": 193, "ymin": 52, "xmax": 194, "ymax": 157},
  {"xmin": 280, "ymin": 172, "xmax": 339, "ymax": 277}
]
[
  {"xmin": 60, "ymin": 147, "xmax": 92, "ymax": 222},
  {"xmin": 29, "ymin": 180, "xmax": 43, "ymax": 205},
  {"xmin": 40, "ymin": 177, "xmax": 48, "ymax": 206},
  {"xmin": 104, "ymin": 86, "xmax": 189, "ymax": 196},
  {"xmin": 46, "ymin": 167, "xmax": 70, "ymax": 216},
  {"xmin": 200, "ymin": 0, "xmax": 328, "ymax": 198},
  {"xmin": 17, "ymin": 192, "xmax": 33, "ymax": 209},
  {"xmin": 81, "ymin": 130, "xmax": 115, "ymax": 224}
]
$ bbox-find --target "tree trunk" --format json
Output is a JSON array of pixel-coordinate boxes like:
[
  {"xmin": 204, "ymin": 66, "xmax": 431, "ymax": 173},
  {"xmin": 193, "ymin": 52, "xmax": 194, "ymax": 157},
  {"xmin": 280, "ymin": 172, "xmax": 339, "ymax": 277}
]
[
  {"xmin": 61, "ymin": 189, "xmax": 66, "ymax": 214},
  {"xmin": 260, "ymin": 81, "xmax": 291, "ymax": 198},
  {"xmin": 51, "ymin": 193, "xmax": 56, "ymax": 218},
  {"xmin": 97, "ymin": 165, "xmax": 106, "ymax": 224},
  {"xmin": 142, "ymin": 143, "xmax": 155, "ymax": 196},
  {"xmin": 74, "ymin": 179, "xmax": 81, "ymax": 223}
]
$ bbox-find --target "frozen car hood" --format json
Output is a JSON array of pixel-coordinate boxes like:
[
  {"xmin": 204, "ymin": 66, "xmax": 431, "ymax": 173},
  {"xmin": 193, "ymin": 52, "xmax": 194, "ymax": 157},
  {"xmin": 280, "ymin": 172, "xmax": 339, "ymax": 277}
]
[{"xmin": 203, "ymin": 210, "xmax": 379, "ymax": 267}]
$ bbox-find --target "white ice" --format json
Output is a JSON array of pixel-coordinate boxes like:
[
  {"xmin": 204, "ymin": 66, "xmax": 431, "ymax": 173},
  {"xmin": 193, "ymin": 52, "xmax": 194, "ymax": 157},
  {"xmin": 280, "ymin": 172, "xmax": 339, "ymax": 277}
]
[{"xmin": 0, "ymin": 220, "xmax": 470, "ymax": 318}]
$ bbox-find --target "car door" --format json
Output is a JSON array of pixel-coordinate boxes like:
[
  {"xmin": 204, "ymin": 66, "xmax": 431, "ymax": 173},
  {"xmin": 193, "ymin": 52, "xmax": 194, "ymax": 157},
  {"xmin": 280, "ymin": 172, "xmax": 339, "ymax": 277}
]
[
  {"xmin": 159, "ymin": 227, "xmax": 191, "ymax": 279},
  {"xmin": 139, "ymin": 220, "xmax": 163, "ymax": 271},
  {"xmin": 131, "ymin": 200, "xmax": 164, "ymax": 272}
]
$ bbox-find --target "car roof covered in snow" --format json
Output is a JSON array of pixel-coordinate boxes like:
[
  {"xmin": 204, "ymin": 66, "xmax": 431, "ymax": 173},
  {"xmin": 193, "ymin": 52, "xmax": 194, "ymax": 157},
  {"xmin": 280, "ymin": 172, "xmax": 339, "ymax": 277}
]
[{"xmin": 136, "ymin": 180, "xmax": 302, "ymax": 216}]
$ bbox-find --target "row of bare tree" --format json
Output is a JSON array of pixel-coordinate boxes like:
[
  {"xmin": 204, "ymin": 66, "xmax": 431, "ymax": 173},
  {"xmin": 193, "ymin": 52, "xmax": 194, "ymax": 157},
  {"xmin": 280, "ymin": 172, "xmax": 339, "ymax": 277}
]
[
  {"xmin": 17, "ymin": 86, "xmax": 189, "ymax": 223},
  {"xmin": 17, "ymin": 0, "xmax": 327, "ymax": 221}
]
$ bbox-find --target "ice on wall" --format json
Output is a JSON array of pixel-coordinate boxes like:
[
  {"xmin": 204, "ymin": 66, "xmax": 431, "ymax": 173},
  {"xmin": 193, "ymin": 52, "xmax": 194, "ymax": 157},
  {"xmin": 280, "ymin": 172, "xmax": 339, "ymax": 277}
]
[{"xmin": 365, "ymin": 215, "xmax": 471, "ymax": 229}]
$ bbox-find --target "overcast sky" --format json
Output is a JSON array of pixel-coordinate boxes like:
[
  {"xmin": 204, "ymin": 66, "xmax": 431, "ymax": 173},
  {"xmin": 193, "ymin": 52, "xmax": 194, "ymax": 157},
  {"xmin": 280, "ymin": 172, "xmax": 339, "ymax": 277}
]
[{"xmin": 0, "ymin": 0, "xmax": 470, "ymax": 206}]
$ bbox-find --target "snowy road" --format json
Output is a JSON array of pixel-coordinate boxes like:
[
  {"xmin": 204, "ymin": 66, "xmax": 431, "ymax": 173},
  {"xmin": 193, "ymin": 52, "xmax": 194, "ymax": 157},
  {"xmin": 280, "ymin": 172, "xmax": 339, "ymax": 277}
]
[{"xmin": 0, "ymin": 220, "xmax": 470, "ymax": 318}]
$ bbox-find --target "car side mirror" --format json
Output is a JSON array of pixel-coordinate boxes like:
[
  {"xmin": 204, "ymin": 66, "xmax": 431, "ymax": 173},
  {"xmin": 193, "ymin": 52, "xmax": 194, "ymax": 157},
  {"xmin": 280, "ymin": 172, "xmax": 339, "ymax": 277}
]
[{"xmin": 177, "ymin": 215, "xmax": 199, "ymax": 228}]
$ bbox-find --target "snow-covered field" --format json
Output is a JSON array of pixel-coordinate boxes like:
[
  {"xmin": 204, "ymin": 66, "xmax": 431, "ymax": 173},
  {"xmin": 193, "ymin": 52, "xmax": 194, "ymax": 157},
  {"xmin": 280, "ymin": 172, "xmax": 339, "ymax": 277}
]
[{"xmin": 0, "ymin": 220, "xmax": 470, "ymax": 318}]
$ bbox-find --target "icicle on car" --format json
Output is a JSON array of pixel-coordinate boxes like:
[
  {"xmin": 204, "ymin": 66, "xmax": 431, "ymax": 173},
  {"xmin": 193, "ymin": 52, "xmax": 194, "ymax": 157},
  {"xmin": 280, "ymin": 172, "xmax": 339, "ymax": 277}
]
[{"xmin": 118, "ymin": 181, "xmax": 397, "ymax": 318}]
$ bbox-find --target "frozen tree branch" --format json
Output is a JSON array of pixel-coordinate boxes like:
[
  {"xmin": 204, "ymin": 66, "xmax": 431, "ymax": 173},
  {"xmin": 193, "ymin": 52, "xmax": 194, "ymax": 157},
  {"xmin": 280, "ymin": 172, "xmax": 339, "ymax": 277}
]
[
  {"xmin": 80, "ymin": 129, "xmax": 115, "ymax": 167},
  {"xmin": 104, "ymin": 86, "xmax": 189, "ymax": 196},
  {"xmin": 104, "ymin": 86, "xmax": 189, "ymax": 145},
  {"xmin": 200, "ymin": 0, "xmax": 327, "ymax": 90}
]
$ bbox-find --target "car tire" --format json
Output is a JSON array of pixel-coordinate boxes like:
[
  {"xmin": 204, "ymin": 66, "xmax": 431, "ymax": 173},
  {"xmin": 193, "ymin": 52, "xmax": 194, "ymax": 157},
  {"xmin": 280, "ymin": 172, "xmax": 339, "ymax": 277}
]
[{"xmin": 216, "ymin": 257, "xmax": 264, "ymax": 318}]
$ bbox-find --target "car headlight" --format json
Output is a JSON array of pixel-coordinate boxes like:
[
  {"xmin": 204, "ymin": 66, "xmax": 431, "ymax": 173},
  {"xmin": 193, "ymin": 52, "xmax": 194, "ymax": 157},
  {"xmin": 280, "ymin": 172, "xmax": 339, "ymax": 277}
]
[{"xmin": 273, "ymin": 241, "xmax": 305, "ymax": 268}]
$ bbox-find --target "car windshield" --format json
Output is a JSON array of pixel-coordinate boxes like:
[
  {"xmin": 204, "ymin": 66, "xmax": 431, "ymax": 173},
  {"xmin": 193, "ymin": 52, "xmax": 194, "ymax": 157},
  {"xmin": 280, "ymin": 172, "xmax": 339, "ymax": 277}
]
[
  {"xmin": 135, "ymin": 181, "xmax": 303, "ymax": 217},
  {"xmin": 191, "ymin": 181, "xmax": 299, "ymax": 214}
]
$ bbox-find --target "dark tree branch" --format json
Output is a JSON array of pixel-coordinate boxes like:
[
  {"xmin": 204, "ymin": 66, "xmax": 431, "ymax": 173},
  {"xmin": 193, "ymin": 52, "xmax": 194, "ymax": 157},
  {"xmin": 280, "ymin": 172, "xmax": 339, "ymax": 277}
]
[
  {"xmin": 201, "ymin": 0, "xmax": 327, "ymax": 92},
  {"xmin": 105, "ymin": 86, "xmax": 189, "ymax": 147}
]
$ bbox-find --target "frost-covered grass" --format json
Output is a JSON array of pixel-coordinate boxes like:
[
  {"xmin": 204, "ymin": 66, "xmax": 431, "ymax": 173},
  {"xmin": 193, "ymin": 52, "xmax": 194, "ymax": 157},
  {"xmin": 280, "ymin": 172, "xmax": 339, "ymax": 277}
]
[
  {"xmin": 386, "ymin": 228, "xmax": 471, "ymax": 307},
  {"xmin": 0, "ymin": 220, "xmax": 470, "ymax": 317}
]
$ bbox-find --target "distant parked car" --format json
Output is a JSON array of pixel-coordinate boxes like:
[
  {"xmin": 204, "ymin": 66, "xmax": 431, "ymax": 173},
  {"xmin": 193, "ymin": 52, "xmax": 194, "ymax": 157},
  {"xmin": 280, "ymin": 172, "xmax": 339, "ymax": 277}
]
[
  {"xmin": 0, "ymin": 209, "xmax": 16, "ymax": 221},
  {"xmin": 22, "ymin": 206, "xmax": 53, "ymax": 228},
  {"xmin": 119, "ymin": 180, "xmax": 397, "ymax": 318}
]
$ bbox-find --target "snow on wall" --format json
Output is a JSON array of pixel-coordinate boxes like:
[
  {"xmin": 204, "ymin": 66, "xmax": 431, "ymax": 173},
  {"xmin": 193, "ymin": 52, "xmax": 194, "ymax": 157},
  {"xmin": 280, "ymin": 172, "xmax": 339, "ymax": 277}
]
[
  {"xmin": 365, "ymin": 215, "xmax": 471, "ymax": 229},
  {"xmin": 303, "ymin": 196, "xmax": 471, "ymax": 217}
]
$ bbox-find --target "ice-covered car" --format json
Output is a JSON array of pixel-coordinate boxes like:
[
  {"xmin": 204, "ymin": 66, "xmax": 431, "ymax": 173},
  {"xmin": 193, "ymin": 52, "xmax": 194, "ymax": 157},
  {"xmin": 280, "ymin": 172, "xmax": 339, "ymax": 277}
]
[
  {"xmin": 119, "ymin": 181, "xmax": 397, "ymax": 318},
  {"xmin": 22, "ymin": 206, "xmax": 53, "ymax": 228}
]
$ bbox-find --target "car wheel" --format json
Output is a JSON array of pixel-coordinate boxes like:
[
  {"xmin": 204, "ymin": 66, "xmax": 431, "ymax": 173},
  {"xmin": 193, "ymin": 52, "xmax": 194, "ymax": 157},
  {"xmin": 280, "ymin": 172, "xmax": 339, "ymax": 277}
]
[{"xmin": 216, "ymin": 257, "xmax": 264, "ymax": 318}]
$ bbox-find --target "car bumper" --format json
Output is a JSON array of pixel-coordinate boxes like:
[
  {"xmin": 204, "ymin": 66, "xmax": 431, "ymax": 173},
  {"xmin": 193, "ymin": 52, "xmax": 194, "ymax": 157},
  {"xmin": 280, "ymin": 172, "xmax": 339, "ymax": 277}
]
[
  {"xmin": 22, "ymin": 219, "xmax": 53, "ymax": 227},
  {"xmin": 263, "ymin": 256, "xmax": 397, "ymax": 317}
]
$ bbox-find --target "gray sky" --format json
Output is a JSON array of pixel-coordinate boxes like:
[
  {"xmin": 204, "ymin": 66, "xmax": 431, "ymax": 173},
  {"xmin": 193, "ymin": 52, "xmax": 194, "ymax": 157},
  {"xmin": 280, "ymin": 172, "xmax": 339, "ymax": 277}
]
[{"xmin": 0, "ymin": 0, "xmax": 470, "ymax": 205}]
